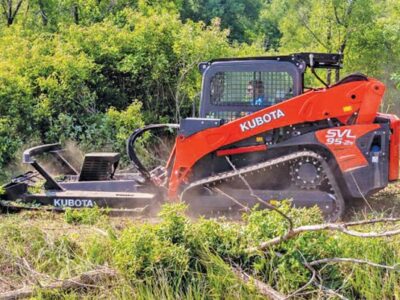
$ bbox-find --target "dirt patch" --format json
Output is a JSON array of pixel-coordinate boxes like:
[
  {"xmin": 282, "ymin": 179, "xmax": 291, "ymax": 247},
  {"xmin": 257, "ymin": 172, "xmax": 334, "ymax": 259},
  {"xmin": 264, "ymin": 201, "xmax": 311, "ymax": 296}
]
[{"xmin": 344, "ymin": 182, "xmax": 400, "ymax": 220}]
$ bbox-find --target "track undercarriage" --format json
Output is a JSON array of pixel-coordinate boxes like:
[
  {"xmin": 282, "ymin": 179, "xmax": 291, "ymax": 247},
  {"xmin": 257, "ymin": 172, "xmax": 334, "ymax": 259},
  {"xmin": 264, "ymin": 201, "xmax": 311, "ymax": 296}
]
[{"xmin": 180, "ymin": 150, "xmax": 345, "ymax": 221}]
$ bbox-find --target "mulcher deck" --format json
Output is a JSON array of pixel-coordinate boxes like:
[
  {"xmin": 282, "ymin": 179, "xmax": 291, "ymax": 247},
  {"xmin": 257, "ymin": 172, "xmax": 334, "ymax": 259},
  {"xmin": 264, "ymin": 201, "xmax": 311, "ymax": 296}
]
[{"xmin": 23, "ymin": 190, "xmax": 158, "ymax": 209}]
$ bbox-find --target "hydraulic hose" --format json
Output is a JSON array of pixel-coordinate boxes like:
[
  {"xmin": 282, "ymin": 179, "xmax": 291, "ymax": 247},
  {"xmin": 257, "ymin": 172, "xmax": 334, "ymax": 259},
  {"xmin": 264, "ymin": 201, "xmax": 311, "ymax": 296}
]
[{"xmin": 126, "ymin": 124, "xmax": 179, "ymax": 180}]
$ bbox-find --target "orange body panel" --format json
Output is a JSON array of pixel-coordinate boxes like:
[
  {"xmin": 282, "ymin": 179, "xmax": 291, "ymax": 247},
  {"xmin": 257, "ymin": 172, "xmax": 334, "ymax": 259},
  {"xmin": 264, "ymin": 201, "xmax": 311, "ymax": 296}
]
[
  {"xmin": 315, "ymin": 125, "xmax": 380, "ymax": 172},
  {"xmin": 168, "ymin": 78, "xmax": 386, "ymax": 198}
]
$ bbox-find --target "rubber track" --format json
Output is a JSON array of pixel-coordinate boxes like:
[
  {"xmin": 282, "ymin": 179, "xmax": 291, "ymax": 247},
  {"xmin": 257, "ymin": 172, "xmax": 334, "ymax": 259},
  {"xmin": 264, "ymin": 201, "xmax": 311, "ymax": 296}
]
[{"xmin": 180, "ymin": 150, "xmax": 345, "ymax": 221}]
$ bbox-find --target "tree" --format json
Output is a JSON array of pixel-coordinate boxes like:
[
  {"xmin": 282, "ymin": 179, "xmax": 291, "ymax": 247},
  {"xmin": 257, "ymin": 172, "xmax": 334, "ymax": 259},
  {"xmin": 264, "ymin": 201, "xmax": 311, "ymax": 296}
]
[
  {"xmin": 1, "ymin": 0, "xmax": 24, "ymax": 25},
  {"xmin": 270, "ymin": 0, "xmax": 400, "ymax": 112},
  {"xmin": 180, "ymin": 0, "xmax": 265, "ymax": 43},
  {"xmin": 0, "ymin": 5, "xmax": 264, "ymax": 168}
]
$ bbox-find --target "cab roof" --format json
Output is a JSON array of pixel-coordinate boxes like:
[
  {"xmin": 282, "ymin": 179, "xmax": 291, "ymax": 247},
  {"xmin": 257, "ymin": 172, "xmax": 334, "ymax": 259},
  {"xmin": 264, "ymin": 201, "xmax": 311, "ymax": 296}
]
[{"xmin": 199, "ymin": 52, "xmax": 343, "ymax": 74}]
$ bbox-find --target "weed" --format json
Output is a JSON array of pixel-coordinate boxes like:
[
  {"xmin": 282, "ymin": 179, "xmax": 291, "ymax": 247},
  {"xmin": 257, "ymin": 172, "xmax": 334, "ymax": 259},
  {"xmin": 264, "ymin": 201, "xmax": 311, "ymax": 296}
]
[
  {"xmin": 27, "ymin": 181, "xmax": 44, "ymax": 194},
  {"xmin": 64, "ymin": 206, "xmax": 107, "ymax": 225}
]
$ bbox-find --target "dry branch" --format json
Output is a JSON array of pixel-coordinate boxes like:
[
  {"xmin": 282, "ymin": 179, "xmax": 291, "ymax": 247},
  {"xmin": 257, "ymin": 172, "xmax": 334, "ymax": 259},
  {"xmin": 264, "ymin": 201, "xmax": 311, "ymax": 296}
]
[
  {"xmin": 285, "ymin": 264, "xmax": 316, "ymax": 299},
  {"xmin": 345, "ymin": 217, "xmax": 400, "ymax": 226},
  {"xmin": 213, "ymin": 187, "xmax": 250, "ymax": 212},
  {"xmin": 224, "ymin": 156, "xmax": 294, "ymax": 231},
  {"xmin": 232, "ymin": 266, "xmax": 286, "ymax": 300},
  {"xmin": 0, "ymin": 267, "xmax": 117, "ymax": 300},
  {"xmin": 309, "ymin": 257, "xmax": 400, "ymax": 271},
  {"xmin": 247, "ymin": 218, "xmax": 400, "ymax": 252},
  {"xmin": 300, "ymin": 253, "xmax": 349, "ymax": 300}
]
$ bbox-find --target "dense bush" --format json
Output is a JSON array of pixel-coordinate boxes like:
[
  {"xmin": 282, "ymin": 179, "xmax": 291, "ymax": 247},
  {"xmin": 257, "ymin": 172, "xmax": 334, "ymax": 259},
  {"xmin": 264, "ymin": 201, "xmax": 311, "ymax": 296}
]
[
  {"xmin": 0, "ymin": 8, "xmax": 264, "ymax": 175},
  {"xmin": 1, "ymin": 1, "xmax": 399, "ymax": 178}
]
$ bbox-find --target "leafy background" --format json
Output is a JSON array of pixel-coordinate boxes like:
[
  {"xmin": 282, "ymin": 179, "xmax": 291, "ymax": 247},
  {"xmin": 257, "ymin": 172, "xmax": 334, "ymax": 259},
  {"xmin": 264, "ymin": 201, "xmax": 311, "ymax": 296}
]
[{"xmin": 0, "ymin": 0, "xmax": 399, "ymax": 178}]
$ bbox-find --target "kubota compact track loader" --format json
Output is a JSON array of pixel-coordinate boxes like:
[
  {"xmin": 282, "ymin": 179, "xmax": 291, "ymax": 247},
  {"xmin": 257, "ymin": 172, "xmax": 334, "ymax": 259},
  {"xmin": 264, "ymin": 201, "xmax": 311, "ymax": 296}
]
[{"xmin": 2, "ymin": 53, "xmax": 400, "ymax": 220}]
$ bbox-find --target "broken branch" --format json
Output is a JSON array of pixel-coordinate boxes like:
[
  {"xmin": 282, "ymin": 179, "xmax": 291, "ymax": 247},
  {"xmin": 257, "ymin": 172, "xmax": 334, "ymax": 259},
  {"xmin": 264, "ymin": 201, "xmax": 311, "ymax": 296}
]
[
  {"xmin": 224, "ymin": 156, "xmax": 294, "ymax": 231},
  {"xmin": 0, "ymin": 267, "xmax": 118, "ymax": 300},
  {"xmin": 231, "ymin": 266, "xmax": 286, "ymax": 300},
  {"xmin": 247, "ymin": 220, "xmax": 400, "ymax": 252},
  {"xmin": 285, "ymin": 263, "xmax": 316, "ymax": 299},
  {"xmin": 212, "ymin": 187, "xmax": 250, "ymax": 212},
  {"xmin": 309, "ymin": 257, "xmax": 400, "ymax": 271},
  {"xmin": 300, "ymin": 252, "xmax": 349, "ymax": 300},
  {"xmin": 344, "ymin": 217, "xmax": 400, "ymax": 227}
]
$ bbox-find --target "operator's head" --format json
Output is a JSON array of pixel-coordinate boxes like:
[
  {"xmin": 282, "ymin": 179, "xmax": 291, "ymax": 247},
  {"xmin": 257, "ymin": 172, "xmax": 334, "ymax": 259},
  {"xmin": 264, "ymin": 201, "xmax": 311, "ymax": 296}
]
[{"xmin": 247, "ymin": 80, "xmax": 264, "ymax": 98}]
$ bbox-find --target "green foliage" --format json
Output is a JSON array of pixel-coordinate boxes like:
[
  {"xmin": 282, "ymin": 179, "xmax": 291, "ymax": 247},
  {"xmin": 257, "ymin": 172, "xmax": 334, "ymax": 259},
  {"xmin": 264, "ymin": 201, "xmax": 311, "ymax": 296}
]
[
  {"xmin": 64, "ymin": 206, "xmax": 107, "ymax": 225},
  {"xmin": 111, "ymin": 203, "xmax": 400, "ymax": 297},
  {"xmin": 83, "ymin": 234, "xmax": 113, "ymax": 265},
  {"xmin": 113, "ymin": 224, "xmax": 190, "ymax": 281},
  {"xmin": 27, "ymin": 181, "xmax": 44, "ymax": 195},
  {"xmin": 0, "ymin": 222, "xmax": 80, "ymax": 277},
  {"xmin": 0, "ymin": 117, "xmax": 22, "ymax": 167},
  {"xmin": 113, "ymin": 204, "xmax": 190, "ymax": 283},
  {"xmin": 180, "ymin": 0, "xmax": 265, "ymax": 43},
  {"xmin": 157, "ymin": 203, "xmax": 188, "ymax": 244},
  {"xmin": 0, "ymin": 5, "xmax": 264, "ymax": 168},
  {"xmin": 2, "ymin": 203, "xmax": 400, "ymax": 298},
  {"xmin": 112, "ymin": 204, "xmax": 253, "ymax": 297},
  {"xmin": 264, "ymin": 0, "xmax": 400, "ymax": 112}
]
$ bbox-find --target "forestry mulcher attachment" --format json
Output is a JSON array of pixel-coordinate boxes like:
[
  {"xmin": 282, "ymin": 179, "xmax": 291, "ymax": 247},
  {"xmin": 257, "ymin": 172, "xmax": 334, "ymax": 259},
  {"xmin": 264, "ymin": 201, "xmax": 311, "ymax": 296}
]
[{"xmin": 2, "ymin": 53, "xmax": 400, "ymax": 220}]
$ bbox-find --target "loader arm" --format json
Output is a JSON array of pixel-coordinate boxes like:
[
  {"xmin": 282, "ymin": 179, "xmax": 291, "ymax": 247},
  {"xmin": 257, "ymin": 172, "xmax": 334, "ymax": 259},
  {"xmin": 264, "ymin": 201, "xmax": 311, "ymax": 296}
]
[{"xmin": 168, "ymin": 78, "xmax": 386, "ymax": 198}]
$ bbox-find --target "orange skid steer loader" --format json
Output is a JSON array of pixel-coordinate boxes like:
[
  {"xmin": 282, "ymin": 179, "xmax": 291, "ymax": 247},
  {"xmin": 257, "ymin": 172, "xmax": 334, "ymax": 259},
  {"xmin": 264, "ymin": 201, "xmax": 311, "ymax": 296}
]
[{"xmin": 2, "ymin": 53, "xmax": 399, "ymax": 220}]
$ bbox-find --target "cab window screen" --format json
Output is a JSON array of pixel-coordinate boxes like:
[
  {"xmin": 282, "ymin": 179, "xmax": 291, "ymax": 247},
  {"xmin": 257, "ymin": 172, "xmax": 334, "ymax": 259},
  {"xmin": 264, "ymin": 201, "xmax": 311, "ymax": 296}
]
[{"xmin": 210, "ymin": 71, "xmax": 294, "ymax": 107}]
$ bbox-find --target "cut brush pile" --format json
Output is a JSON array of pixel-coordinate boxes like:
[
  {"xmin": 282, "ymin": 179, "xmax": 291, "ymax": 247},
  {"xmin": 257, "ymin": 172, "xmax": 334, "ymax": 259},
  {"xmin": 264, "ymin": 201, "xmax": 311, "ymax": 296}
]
[{"xmin": 1, "ymin": 184, "xmax": 400, "ymax": 299}]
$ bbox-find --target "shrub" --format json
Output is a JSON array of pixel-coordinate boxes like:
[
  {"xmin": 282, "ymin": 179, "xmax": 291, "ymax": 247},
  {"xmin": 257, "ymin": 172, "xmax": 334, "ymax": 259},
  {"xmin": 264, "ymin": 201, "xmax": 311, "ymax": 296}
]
[
  {"xmin": 64, "ymin": 206, "xmax": 107, "ymax": 225},
  {"xmin": 113, "ymin": 224, "xmax": 190, "ymax": 281}
]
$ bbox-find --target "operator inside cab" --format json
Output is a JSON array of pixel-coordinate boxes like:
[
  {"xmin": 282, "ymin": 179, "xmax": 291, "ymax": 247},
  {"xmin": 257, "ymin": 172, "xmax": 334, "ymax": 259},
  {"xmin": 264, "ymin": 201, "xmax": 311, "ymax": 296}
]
[
  {"xmin": 206, "ymin": 70, "xmax": 295, "ymax": 122},
  {"xmin": 247, "ymin": 79, "xmax": 268, "ymax": 106}
]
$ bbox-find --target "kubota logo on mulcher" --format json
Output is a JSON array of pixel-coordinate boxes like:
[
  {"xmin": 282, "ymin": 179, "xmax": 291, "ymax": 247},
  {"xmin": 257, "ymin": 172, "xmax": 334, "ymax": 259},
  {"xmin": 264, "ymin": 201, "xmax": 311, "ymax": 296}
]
[
  {"xmin": 53, "ymin": 198, "xmax": 94, "ymax": 207},
  {"xmin": 239, "ymin": 109, "xmax": 285, "ymax": 132}
]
